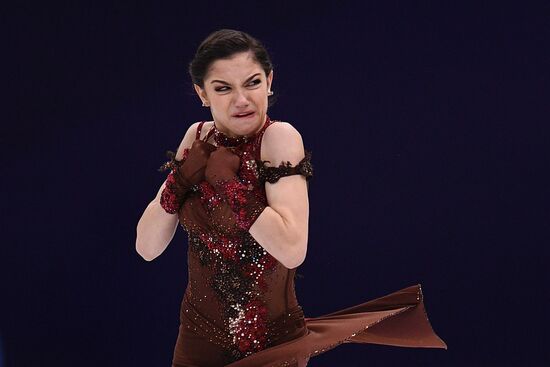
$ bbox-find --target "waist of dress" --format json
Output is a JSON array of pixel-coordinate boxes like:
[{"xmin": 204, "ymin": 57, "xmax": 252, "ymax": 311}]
[{"xmin": 181, "ymin": 292, "xmax": 306, "ymax": 349}]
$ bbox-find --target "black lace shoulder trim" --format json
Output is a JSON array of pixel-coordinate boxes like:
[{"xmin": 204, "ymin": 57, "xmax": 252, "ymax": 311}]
[
  {"xmin": 158, "ymin": 150, "xmax": 182, "ymax": 172},
  {"xmin": 257, "ymin": 150, "xmax": 313, "ymax": 184}
]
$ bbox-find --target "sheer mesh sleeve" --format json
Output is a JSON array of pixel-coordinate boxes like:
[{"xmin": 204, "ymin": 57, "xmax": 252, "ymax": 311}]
[
  {"xmin": 257, "ymin": 150, "xmax": 313, "ymax": 184},
  {"xmin": 158, "ymin": 148, "xmax": 190, "ymax": 172},
  {"xmin": 157, "ymin": 148, "xmax": 191, "ymax": 214},
  {"xmin": 210, "ymin": 178, "xmax": 268, "ymax": 232}
]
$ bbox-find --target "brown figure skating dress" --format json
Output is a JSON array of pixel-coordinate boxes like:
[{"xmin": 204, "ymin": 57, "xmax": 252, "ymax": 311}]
[{"xmin": 164, "ymin": 116, "xmax": 446, "ymax": 367}]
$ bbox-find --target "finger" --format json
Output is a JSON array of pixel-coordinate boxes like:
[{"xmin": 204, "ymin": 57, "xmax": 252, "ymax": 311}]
[
  {"xmin": 216, "ymin": 146, "xmax": 231, "ymax": 153},
  {"xmin": 191, "ymin": 139, "xmax": 204, "ymax": 149},
  {"xmin": 204, "ymin": 142, "xmax": 217, "ymax": 153}
]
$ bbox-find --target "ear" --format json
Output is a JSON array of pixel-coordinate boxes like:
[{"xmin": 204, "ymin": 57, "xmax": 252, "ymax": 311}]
[
  {"xmin": 267, "ymin": 70, "xmax": 274, "ymax": 92},
  {"xmin": 194, "ymin": 84, "xmax": 209, "ymax": 106}
]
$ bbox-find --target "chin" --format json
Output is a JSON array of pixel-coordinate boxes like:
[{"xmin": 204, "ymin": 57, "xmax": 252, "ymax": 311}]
[{"xmin": 231, "ymin": 117, "xmax": 263, "ymax": 136}]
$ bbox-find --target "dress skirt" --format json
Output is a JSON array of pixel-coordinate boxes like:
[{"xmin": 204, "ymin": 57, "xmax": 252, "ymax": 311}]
[{"xmin": 225, "ymin": 284, "xmax": 447, "ymax": 367}]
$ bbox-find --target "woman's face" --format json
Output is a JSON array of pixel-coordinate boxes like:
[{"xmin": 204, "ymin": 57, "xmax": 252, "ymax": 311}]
[{"xmin": 194, "ymin": 51, "xmax": 273, "ymax": 138}]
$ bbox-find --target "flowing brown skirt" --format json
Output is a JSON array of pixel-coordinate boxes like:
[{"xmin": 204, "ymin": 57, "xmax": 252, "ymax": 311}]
[{"xmin": 173, "ymin": 284, "xmax": 446, "ymax": 367}]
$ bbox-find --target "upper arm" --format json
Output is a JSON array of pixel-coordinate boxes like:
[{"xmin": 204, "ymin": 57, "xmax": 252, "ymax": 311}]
[{"xmin": 261, "ymin": 122, "xmax": 309, "ymax": 238}]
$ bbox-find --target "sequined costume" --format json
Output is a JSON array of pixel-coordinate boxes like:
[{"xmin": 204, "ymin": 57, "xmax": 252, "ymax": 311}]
[{"xmin": 164, "ymin": 116, "xmax": 446, "ymax": 367}]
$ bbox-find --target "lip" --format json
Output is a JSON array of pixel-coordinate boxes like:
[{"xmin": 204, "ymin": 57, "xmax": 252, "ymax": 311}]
[{"xmin": 232, "ymin": 111, "xmax": 255, "ymax": 118}]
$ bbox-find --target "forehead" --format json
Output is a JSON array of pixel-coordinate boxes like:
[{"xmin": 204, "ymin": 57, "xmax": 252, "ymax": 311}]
[{"xmin": 205, "ymin": 52, "xmax": 263, "ymax": 82}]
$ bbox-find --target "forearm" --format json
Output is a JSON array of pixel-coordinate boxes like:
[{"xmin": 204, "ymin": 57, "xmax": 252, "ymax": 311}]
[
  {"xmin": 204, "ymin": 143, "xmax": 311, "ymax": 269},
  {"xmin": 135, "ymin": 183, "xmax": 179, "ymax": 261},
  {"xmin": 248, "ymin": 205, "xmax": 308, "ymax": 269}
]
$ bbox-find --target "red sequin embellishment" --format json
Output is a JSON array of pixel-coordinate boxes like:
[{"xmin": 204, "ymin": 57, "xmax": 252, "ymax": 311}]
[
  {"xmin": 169, "ymin": 117, "xmax": 313, "ymax": 360},
  {"xmin": 159, "ymin": 148, "xmax": 191, "ymax": 214}
]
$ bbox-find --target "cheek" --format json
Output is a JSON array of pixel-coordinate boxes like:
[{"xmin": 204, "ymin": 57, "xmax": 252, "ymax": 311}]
[
  {"xmin": 253, "ymin": 91, "xmax": 268, "ymax": 105},
  {"xmin": 210, "ymin": 97, "xmax": 229, "ymax": 110}
]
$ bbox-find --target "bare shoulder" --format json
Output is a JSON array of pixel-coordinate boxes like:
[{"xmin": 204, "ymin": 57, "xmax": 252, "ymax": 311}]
[
  {"xmin": 199, "ymin": 121, "xmax": 215, "ymax": 140},
  {"xmin": 175, "ymin": 121, "xmax": 206, "ymax": 160},
  {"xmin": 261, "ymin": 121, "xmax": 305, "ymax": 165}
]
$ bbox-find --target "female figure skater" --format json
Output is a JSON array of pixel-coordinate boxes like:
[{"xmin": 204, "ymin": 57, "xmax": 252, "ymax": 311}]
[{"xmin": 136, "ymin": 29, "xmax": 446, "ymax": 367}]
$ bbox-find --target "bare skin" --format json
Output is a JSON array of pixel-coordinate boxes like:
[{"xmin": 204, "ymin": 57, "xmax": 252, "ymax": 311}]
[{"xmin": 136, "ymin": 52, "xmax": 309, "ymax": 269}]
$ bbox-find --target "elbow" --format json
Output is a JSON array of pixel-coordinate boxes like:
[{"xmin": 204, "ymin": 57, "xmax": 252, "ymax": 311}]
[
  {"xmin": 277, "ymin": 217, "xmax": 308, "ymax": 269},
  {"xmin": 135, "ymin": 240, "xmax": 158, "ymax": 261},
  {"xmin": 282, "ymin": 237, "xmax": 307, "ymax": 269},
  {"xmin": 135, "ymin": 220, "xmax": 167, "ymax": 261},
  {"xmin": 135, "ymin": 218, "xmax": 175, "ymax": 261},
  {"xmin": 285, "ymin": 257, "xmax": 305, "ymax": 270},
  {"xmin": 139, "ymin": 251, "xmax": 156, "ymax": 262}
]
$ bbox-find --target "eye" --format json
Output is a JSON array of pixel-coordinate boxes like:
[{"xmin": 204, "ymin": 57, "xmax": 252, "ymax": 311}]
[
  {"xmin": 247, "ymin": 79, "xmax": 261, "ymax": 87},
  {"xmin": 215, "ymin": 86, "xmax": 230, "ymax": 92}
]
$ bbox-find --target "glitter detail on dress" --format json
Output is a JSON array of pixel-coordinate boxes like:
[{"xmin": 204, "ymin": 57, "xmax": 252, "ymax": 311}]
[
  {"xmin": 167, "ymin": 117, "xmax": 446, "ymax": 367},
  {"xmin": 158, "ymin": 148, "xmax": 189, "ymax": 173},
  {"xmin": 213, "ymin": 122, "xmax": 255, "ymax": 147},
  {"xmin": 211, "ymin": 177, "xmax": 267, "ymax": 231},
  {"xmin": 158, "ymin": 148, "xmax": 190, "ymax": 214},
  {"xmin": 168, "ymin": 115, "xmax": 315, "ymax": 363},
  {"xmin": 258, "ymin": 150, "xmax": 314, "ymax": 184}
]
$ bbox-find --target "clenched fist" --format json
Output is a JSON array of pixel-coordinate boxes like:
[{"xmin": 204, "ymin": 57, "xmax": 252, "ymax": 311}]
[
  {"xmin": 160, "ymin": 139, "xmax": 216, "ymax": 215},
  {"xmin": 205, "ymin": 146, "xmax": 241, "ymax": 184},
  {"xmin": 176, "ymin": 140, "xmax": 217, "ymax": 186}
]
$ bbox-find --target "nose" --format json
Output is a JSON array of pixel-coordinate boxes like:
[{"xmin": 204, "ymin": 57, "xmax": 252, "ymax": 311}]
[{"xmin": 233, "ymin": 88, "xmax": 250, "ymax": 107}]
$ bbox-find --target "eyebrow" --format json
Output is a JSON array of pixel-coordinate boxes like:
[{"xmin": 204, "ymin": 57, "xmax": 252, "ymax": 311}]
[{"xmin": 210, "ymin": 73, "xmax": 261, "ymax": 85}]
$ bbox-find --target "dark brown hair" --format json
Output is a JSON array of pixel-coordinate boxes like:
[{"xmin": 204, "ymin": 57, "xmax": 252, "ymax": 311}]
[{"xmin": 189, "ymin": 29, "xmax": 275, "ymax": 104}]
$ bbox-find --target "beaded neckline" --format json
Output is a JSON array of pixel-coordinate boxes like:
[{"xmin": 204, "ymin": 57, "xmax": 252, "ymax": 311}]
[{"xmin": 211, "ymin": 115, "xmax": 271, "ymax": 147}]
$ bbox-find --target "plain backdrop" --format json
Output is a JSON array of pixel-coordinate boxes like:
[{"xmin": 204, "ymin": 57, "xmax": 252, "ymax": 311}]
[{"xmin": 3, "ymin": 1, "xmax": 549, "ymax": 366}]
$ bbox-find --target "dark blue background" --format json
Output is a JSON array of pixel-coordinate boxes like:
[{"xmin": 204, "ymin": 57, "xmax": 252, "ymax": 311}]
[{"xmin": 3, "ymin": 1, "xmax": 548, "ymax": 366}]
